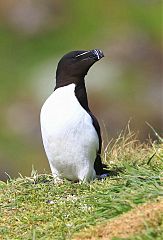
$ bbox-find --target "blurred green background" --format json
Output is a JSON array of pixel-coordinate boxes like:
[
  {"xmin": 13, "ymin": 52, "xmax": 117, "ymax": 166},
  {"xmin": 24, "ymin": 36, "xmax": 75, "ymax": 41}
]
[{"xmin": 0, "ymin": 0, "xmax": 162, "ymax": 180}]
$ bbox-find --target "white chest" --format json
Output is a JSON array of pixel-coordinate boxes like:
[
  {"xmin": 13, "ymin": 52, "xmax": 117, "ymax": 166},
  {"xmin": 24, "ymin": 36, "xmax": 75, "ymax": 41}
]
[{"xmin": 40, "ymin": 84, "xmax": 99, "ymax": 181}]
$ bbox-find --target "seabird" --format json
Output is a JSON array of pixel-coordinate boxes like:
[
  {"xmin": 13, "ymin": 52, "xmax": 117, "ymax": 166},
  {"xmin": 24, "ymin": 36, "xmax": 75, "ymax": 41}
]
[{"xmin": 40, "ymin": 49, "xmax": 109, "ymax": 182}]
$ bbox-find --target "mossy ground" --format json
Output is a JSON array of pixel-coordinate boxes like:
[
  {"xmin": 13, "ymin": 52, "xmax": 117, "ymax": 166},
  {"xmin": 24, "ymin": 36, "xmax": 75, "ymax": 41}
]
[{"xmin": 0, "ymin": 130, "xmax": 163, "ymax": 240}]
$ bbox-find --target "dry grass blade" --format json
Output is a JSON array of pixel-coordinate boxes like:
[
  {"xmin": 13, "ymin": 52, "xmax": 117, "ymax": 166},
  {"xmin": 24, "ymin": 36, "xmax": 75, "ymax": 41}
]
[{"xmin": 146, "ymin": 122, "xmax": 163, "ymax": 143}]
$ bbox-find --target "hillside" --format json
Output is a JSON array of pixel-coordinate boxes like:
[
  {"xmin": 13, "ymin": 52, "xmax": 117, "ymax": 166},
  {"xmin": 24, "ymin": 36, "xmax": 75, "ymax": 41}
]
[{"xmin": 0, "ymin": 130, "xmax": 162, "ymax": 239}]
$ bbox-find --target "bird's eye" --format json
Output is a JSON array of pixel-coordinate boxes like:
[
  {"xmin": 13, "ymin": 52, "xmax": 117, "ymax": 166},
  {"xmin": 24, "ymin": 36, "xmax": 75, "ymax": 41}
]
[{"xmin": 71, "ymin": 56, "xmax": 78, "ymax": 62}]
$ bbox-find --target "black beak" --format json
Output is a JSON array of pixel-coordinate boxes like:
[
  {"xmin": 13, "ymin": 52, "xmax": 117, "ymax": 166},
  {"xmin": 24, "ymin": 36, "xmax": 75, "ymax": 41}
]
[
  {"xmin": 91, "ymin": 49, "xmax": 104, "ymax": 60},
  {"xmin": 75, "ymin": 49, "xmax": 104, "ymax": 61}
]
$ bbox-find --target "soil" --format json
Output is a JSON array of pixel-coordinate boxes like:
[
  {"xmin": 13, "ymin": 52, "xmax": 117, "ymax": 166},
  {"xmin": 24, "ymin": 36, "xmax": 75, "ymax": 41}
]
[{"xmin": 73, "ymin": 198, "xmax": 163, "ymax": 240}]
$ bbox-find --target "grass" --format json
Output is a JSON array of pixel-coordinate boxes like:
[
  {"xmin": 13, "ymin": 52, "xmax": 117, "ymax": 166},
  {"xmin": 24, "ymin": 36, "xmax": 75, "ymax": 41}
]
[{"xmin": 0, "ymin": 129, "xmax": 163, "ymax": 240}]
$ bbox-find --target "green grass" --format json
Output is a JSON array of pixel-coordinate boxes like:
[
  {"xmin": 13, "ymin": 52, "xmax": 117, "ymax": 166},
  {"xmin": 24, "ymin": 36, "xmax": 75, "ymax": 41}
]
[
  {"xmin": 131, "ymin": 225, "xmax": 163, "ymax": 240},
  {"xmin": 0, "ymin": 130, "xmax": 163, "ymax": 240}
]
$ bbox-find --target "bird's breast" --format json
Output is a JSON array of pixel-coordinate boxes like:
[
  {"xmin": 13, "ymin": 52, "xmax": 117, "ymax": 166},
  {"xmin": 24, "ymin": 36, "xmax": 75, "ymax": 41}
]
[{"xmin": 40, "ymin": 84, "xmax": 99, "ymax": 166}]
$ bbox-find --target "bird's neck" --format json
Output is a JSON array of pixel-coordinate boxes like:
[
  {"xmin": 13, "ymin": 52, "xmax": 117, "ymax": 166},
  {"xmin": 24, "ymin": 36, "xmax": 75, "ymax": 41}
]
[
  {"xmin": 55, "ymin": 76, "xmax": 90, "ymax": 112},
  {"xmin": 75, "ymin": 81, "xmax": 90, "ymax": 112},
  {"xmin": 55, "ymin": 75, "xmax": 78, "ymax": 88}
]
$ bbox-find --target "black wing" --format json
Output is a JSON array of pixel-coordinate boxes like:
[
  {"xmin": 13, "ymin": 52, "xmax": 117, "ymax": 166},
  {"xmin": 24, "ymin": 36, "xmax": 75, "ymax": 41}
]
[
  {"xmin": 74, "ymin": 83, "xmax": 109, "ymax": 175},
  {"xmin": 88, "ymin": 112, "xmax": 109, "ymax": 175}
]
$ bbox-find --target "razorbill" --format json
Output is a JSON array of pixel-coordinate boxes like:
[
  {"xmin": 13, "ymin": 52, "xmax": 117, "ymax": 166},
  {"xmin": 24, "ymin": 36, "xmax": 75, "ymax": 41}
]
[{"xmin": 40, "ymin": 49, "xmax": 109, "ymax": 182}]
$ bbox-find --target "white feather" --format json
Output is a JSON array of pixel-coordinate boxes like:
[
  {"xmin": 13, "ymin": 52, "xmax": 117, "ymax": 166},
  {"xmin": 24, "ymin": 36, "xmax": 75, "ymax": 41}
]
[{"xmin": 40, "ymin": 84, "xmax": 99, "ymax": 181}]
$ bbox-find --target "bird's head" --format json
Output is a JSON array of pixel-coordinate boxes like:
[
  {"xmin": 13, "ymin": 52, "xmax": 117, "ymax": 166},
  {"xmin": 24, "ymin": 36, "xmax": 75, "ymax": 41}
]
[{"xmin": 55, "ymin": 49, "xmax": 104, "ymax": 87}]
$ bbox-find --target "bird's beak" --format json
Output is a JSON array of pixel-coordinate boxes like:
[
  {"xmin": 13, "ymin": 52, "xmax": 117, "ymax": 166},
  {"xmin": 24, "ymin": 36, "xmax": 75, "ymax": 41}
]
[
  {"xmin": 76, "ymin": 49, "xmax": 104, "ymax": 61},
  {"xmin": 91, "ymin": 49, "xmax": 104, "ymax": 60}
]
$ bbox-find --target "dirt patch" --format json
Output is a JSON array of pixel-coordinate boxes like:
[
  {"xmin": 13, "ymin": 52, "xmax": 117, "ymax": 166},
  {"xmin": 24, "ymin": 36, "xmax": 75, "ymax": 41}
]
[{"xmin": 73, "ymin": 198, "xmax": 163, "ymax": 240}]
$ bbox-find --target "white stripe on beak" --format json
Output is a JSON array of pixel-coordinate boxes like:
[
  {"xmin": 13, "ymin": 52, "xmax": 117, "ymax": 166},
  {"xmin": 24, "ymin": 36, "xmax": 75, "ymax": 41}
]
[
  {"xmin": 94, "ymin": 49, "xmax": 100, "ymax": 60},
  {"xmin": 76, "ymin": 51, "xmax": 90, "ymax": 58}
]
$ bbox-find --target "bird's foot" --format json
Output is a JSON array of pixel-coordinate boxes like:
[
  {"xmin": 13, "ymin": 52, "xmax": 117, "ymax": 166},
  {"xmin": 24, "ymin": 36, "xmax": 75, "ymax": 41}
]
[
  {"xmin": 97, "ymin": 173, "xmax": 110, "ymax": 180},
  {"xmin": 53, "ymin": 176, "xmax": 64, "ymax": 184}
]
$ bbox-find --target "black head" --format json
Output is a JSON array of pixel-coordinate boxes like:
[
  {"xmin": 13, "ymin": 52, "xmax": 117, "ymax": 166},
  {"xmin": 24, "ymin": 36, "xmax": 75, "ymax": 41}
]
[{"xmin": 55, "ymin": 49, "xmax": 104, "ymax": 88}]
